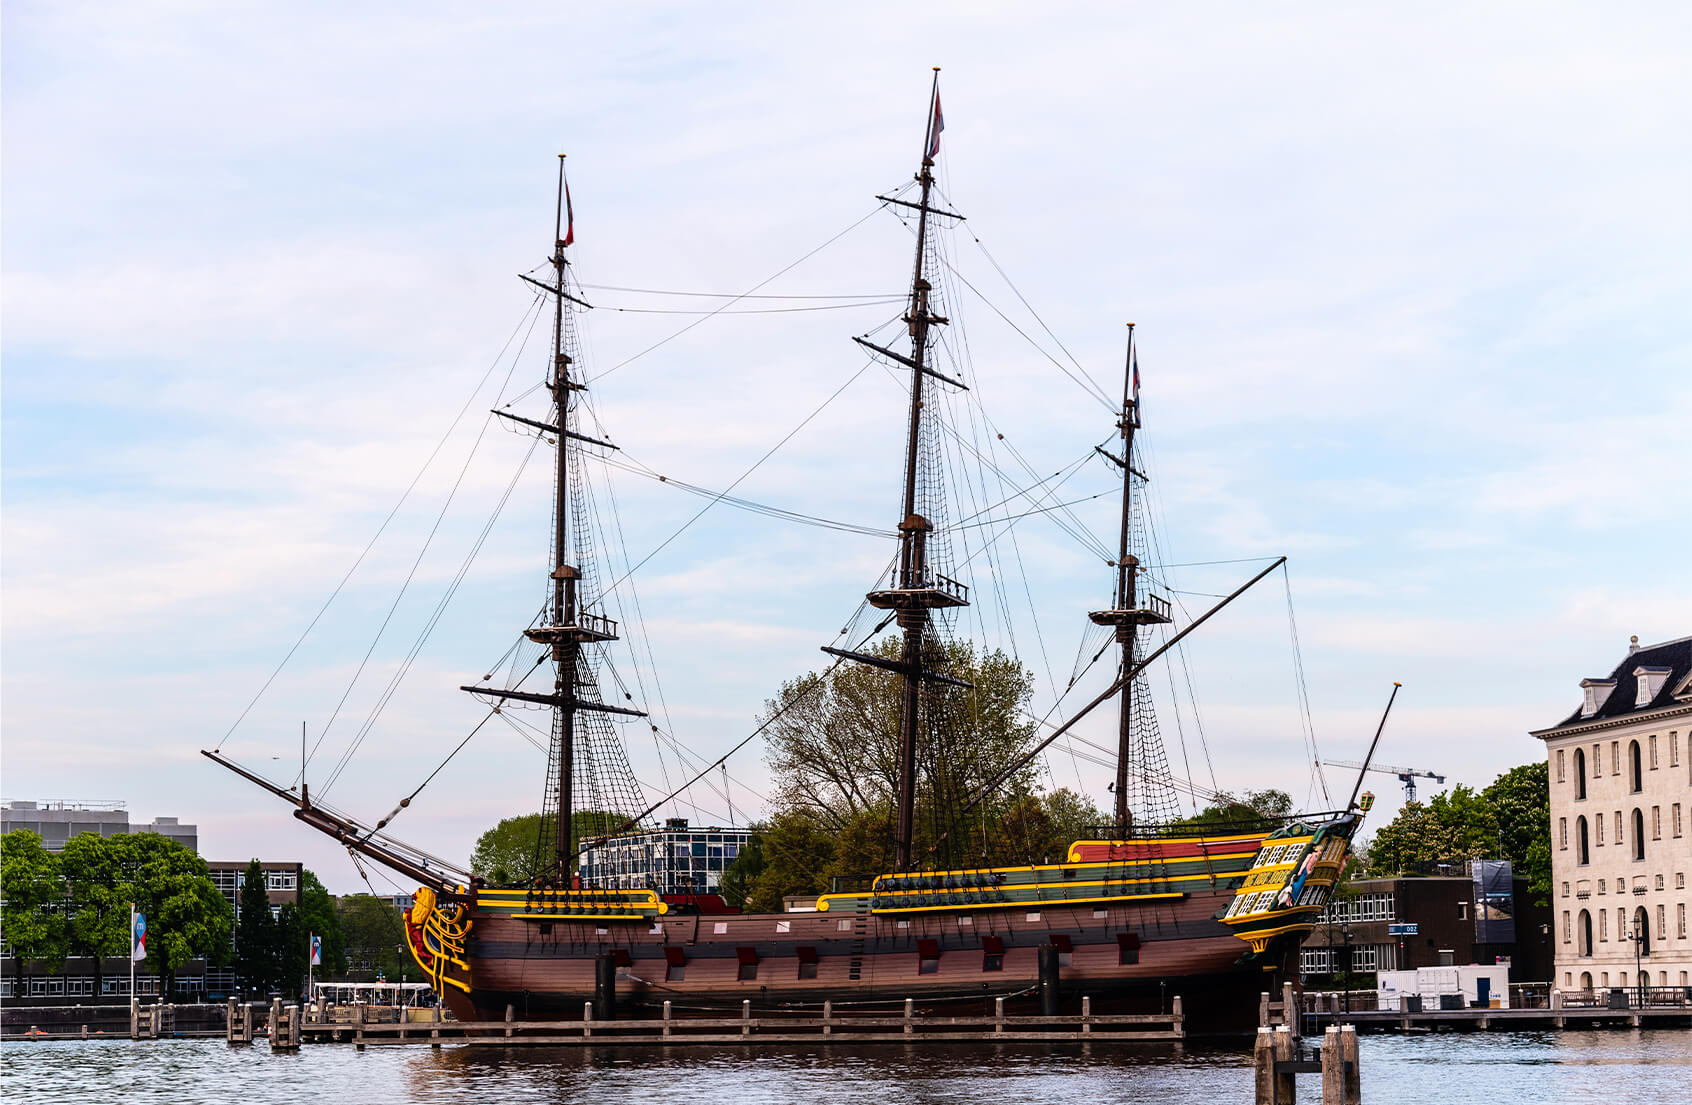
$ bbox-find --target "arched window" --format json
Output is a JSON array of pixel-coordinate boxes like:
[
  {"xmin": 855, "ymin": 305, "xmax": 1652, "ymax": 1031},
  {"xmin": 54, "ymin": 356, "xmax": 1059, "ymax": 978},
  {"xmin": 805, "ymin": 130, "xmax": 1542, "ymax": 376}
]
[
  {"xmin": 1577, "ymin": 816, "xmax": 1590, "ymax": 865},
  {"xmin": 1578, "ymin": 910, "xmax": 1593, "ymax": 956},
  {"xmin": 1633, "ymin": 809, "xmax": 1646, "ymax": 860},
  {"xmin": 1633, "ymin": 906, "xmax": 1651, "ymax": 956},
  {"xmin": 1630, "ymin": 740, "xmax": 1643, "ymax": 792},
  {"xmin": 1575, "ymin": 747, "xmax": 1587, "ymax": 799},
  {"xmin": 1579, "ymin": 970, "xmax": 1593, "ymax": 990}
]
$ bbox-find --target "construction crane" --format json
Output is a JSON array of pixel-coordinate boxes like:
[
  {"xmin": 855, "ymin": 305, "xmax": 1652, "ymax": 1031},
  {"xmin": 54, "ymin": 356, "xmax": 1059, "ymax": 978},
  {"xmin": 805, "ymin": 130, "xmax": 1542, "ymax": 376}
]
[{"xmin": 1324, "ymin": 760, "xmax": 1445, "ymax": 803}]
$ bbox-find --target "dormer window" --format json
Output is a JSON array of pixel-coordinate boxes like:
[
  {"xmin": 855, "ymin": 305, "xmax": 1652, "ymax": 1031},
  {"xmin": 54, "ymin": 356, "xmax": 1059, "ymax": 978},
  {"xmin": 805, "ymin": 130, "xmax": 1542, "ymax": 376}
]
[
  {"xmin": 1634, "ymin": 666, "xmax": 1671, "ymax": 707},
  {"xmin": 1581, "ymin": 679, "xmax": 1617, "ymax": 718}
]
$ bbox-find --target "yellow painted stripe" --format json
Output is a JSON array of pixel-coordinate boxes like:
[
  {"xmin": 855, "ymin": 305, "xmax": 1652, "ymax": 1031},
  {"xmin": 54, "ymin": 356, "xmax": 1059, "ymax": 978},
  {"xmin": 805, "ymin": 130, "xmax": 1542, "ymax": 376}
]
[
  {"xmin": 506, "ymin": 911, "xmax": 656, "ymax": 921},
  {"xmin": 871, "ymin": 891, "xmax": 1187, "ymax": 915}
]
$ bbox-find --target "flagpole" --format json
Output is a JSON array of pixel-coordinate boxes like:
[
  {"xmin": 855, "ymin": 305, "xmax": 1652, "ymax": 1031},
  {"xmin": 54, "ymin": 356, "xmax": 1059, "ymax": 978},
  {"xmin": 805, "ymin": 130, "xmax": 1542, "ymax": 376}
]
[
  {"xmin": 128, "ymin": 901, "xmax": 136, "ymax": 1005},
  {"xmin": 307, "ymin": 931, "xmax": 314, "ymax": 1007}
]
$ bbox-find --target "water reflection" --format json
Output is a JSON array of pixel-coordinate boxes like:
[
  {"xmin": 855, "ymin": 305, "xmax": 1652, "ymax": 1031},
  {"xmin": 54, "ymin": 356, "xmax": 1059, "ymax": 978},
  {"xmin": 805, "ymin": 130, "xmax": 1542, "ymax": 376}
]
[{"xmin": 5, "ymin": 1030, "xmax": 1687, "ymax": 1105}]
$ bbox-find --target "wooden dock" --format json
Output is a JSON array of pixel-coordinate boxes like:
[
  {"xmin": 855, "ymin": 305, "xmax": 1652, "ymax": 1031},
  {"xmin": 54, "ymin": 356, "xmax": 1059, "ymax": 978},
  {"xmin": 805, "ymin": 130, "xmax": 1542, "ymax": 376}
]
[{"xmin": 298, "ymin": 995, "xmax": 1184, "ymax": 1048}]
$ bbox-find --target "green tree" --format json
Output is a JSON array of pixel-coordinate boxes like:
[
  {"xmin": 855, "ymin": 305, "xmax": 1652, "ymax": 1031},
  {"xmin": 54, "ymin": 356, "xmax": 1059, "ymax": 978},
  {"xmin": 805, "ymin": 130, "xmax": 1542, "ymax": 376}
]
[
  {"xmin": 275, "ymin": 903, "xmax": 307, "ymax": 998},
  {"xmin": 1175, "ymin": 788, "xmax": 1295, "ymax": 830},
  {"xmin": 470, "ymin": 810, "xmax": 628, "ymax": 885},
  {"xmin": 745, "ymin": 810, "xmax": 838, "ymax": 913},
  {"xmin": 1483, "ymin": 762, "xmax": 1552, "ymax": 906},
  {"xmin": 759, "ymin": 638, "xmax": 1051, "ymax": 874},
  {"xmin": 337, "ymin": 894, "xmax": 408, "ymax": 981},
  {"xmin": 1366, "ymin": 784, "xmax": 1500, "ymax": 875},
  {"xmin": 125, "ymin": 833, "xmax": 233, "ymax": 999},
  {"xmin": 717, "ymin": 829, "xmax": 766, "ymax": 910},
  {"xmin": 1, "ymin": 831, "xmax": 68, "ymax": 997},
  {"xmin": 298, "ymin": 870, "xmax": 347, "ymax": 975},
  {"xmin": 58, "ymin": 833, "xmax": 133, "ymax": 994},
  {"xmin": 234, "ymin": 858, "xmax": 280, "ymax": 995}
]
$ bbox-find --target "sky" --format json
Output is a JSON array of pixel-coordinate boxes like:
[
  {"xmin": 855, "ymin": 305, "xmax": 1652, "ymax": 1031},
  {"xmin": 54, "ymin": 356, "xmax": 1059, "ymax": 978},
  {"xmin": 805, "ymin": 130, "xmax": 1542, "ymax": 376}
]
[{"xmin": 4, "ymin": 2, "xmax": 1689, "ymax": 894}]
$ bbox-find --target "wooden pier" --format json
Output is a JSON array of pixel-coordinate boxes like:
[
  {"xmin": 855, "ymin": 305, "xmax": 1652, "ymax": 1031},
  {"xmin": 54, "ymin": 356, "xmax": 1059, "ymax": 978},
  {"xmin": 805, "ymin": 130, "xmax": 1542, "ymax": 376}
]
[{"xmin": 291, "ymin": 995, "xmax": 1184, "ymax": 1048}]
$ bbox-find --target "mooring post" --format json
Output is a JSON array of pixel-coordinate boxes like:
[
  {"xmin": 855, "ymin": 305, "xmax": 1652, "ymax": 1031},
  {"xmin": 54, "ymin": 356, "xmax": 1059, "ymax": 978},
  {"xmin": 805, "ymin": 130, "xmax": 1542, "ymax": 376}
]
[
  {"xmin": 663, "ymin": 999, "xmax": 673, "ymax": 1039},
  {"xmin": 1081, "ymin": 994, "xmax": 1092, "ymax": 1035},
  {"xmin": 1171, "ymin": 994, "xmax": 1184, "ymax": 1037},
  {"xmin": 1258, "ymin": 990, "xmax": 1271, "ymax": 1028},
  {"xmin": 1321, "ymin": 1024, "xmax": 1343, "ymax": 1105},
  {"xmin": 994, "ymin": 996, "xmax": 1005, "ymax": 1035},
  {"xmin": 1038, "ymin": 945, "xmax": 1061, "ymax": 1016},
  {"xmin": 270, "ymin": 998, "xmax": 282, "ymax": 1047},
  {"xmin": 352, "ymin": 1000, "xmax": 365, "ymax": 1049},
  {"xmin": 904, "ymin": 997, "xmax": 914, "ymax": 1036},
  {"xmin": 582, "ymin": 1000, "xmax": 593, "ymax": 1038},
  {"xmin": 1283, "ymin": 982, "xmax": 1299, "ymax": 1037},
  {"xmin": 1272, "ymin": 1025, "xmax": 1295, "ymax": 1105},
  {"xmin": 1253, "ymin": 1027, "xmax": 1275, "ymax": 1105},
  {"xmin": 1551, "ymin": 987, "xmax": 1565, "ymax": 1029},
  {"xmin": 1400, "ymin": 993, "xmax": 1413, "ymax": 1031},
  {"xmin": 742, "ymin": 998, "xmax": 752, "ymax": 1038},
  {"xmin": 822, "ymin": 999, "xmax": 832, "ymax": 1038},
  {"xmin": 1340, "ymin": 1024, "xmax": 1360, "ymax": 1105},
  {"xmin": 129, "ymin": 997, "xmax": 139, "ymax": 1041},
  {"xmin": 594, "ymin": 953, "xmax": 616, "ymax": 1022}
]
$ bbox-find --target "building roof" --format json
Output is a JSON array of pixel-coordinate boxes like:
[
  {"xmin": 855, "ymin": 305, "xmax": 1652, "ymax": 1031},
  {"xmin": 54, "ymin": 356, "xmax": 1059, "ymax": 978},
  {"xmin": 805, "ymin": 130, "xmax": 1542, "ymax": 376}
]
[{"xmin": 1542, "ymin": 635, "xmax": 1692, "ymax": 732}]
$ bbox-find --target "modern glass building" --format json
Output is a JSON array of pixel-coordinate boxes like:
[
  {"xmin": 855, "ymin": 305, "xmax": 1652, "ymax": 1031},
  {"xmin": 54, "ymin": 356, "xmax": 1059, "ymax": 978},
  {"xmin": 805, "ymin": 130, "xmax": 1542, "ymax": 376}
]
[{"xmin": 579, "ymin": 818, "xmax": 752, "ymax": 895}]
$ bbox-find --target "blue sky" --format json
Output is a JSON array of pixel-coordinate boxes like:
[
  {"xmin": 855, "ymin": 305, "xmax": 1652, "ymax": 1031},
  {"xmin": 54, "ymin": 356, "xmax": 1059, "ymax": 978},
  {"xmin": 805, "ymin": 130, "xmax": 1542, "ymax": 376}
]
[{"xmin": 5, "ymin": 3, "xmax": 1689, "ymax": 893}]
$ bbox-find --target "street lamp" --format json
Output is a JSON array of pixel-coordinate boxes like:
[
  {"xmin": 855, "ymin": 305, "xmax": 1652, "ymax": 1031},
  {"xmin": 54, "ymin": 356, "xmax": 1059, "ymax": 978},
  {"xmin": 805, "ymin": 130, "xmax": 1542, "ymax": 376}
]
[
  {"xmin": 1626, "ymin": 921, "xmax": 1645, "ymax": 1008},
  {"xmin": 1343, "ymin": 928, "xmax": 1355, "ymax": 1014}
]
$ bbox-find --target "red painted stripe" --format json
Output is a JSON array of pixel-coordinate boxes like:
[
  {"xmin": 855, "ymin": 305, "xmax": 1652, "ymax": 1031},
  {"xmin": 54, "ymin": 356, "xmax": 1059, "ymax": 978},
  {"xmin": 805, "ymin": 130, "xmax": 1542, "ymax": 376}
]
[{"xmin": 1070, "ymin": 836, "xmax": 1265, "ymax": 863}]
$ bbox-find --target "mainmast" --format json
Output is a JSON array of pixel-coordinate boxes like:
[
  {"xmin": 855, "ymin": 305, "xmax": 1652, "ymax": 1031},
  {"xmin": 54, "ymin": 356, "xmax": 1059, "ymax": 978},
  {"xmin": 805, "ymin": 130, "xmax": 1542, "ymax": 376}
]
[
  {"xmin": 827, "ymin": 71, "xmax": 970, "ymax": 871},
  {"xmin": 1090, "ymin": 326, "xmax": 1170, "ymax": 833}
]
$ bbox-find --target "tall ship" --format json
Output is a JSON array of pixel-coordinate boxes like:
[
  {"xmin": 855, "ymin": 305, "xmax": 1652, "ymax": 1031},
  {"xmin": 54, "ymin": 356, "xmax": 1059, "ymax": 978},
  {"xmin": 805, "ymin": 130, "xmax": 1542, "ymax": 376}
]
[{"xmin": 208, "ymin": 75, "xmax": 1372, "ymax": 1033}]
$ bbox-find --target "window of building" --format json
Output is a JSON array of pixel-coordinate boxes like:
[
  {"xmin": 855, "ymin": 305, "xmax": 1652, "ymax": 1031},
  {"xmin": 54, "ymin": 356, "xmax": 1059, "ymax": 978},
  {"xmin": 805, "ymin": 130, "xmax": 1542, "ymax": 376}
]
[
  {"xmin": 1652, "ymin": 806, "xmax": 1662, "ymax": 840},
  {"xmin": 1558, "ymin": 749, "xmax": 1566, "ymax": 783},
  {"xmin": 1633, "ymin": 810, "xmax": 1646, "ymax": 861},
  {"xmin": 1649, "ymin": 735, "xmax": 1659, "ymax": 770},
  {"xmin": 1629, "ymin": 741, "xmax": 1643, "ymax": 792},
  {"xmin": 1658, "ymin": 904, "xmax": 1667, "ymax": 941},
  {"xmin": 1679, "ymin": 904, "xmax": 1687, "ymax": 940},
  {"xmin": 1577, "ymin": 817, "xmax": 1589, "ymax": 865},
  {"xmin": 1616, "ymin": 810, "xmax": 1623, "ymax": 843},
  {"xmin": 1301, "ymin": 947, "xmax": 1331, "ymax": 974},
  {"xmin": 1578, "ymin": 910, "xmax": 1592, "ymax": 955},
  {"xmin": 266, "ymin": 870, "xmax": 297, "ymax": 892},
  {"xmin": 1562, "ymin": 881, "xmax": 1570, "ymax": 897},
  {"xmin": 1573, "ymin": 749, "xmax": 1586, "ymax": 799},
  {"xmin": 1658, "ymin": 875, "xmax": 1666, "ymax": 890},
  {"xmin": 1671, "ymin": 731, "xmax": 1680, "ymax": 768},
  {"xmin": 1598, "ymin": 879, "xmax": 1606, "ymax": 894},
  {"xmin": 1559, "ymin": 818, "xmax": 1568, "ymax": 850},
  {"xmin": 1600, "ymin": 910, "xmax": 1608, "ymax": 941},
  {"xmin": 1674, "ymin": 804, "xmax": 1683, "ymax": 838},
  {"xmin": 1458, "ymin": 902, "xmax": 1470, "ymax": 921},
  {"xmin": 1611, "ymin": 741, "xmax": 1620, "ymax": 776},
  {"xmin": 1597, "ymin": 813, "xmax": 1606, "ymax": 846},
  {"xmin": 1562, "ymin": 911, "xmax": 1571, "ymax": 943}
]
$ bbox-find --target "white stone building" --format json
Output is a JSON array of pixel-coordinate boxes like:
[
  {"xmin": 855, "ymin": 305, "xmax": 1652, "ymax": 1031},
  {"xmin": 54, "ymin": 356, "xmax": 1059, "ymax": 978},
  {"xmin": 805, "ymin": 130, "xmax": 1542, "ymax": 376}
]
[{"xmin": 1533, "ymin": 635, "xmax": 1692, "ymax": 994}]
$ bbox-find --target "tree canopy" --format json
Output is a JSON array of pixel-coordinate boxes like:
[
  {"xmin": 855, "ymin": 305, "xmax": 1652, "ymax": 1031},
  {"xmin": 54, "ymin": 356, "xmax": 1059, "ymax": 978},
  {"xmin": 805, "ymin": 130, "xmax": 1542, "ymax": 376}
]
[
  {"xmin": 470, "ymin": 810, "xmax": 628, "ymax": 886},
  {"xmin": 338, "ymin": 894, "xmax": 409, "ymax": 981},
  {"xmin": 1173, "ymin": 788, "xmax": 1294, "ymax": 831},
  {"xmin": 234, "ymin": 858, "xmax": 279, "ymax": 995},
  {"xmin": 1362, "ymin": 760, "xmax": 1551, "ymax": 903},
  {"xmin": 1, "ymin": 830, "xmax": 231, "ymax": 998}
]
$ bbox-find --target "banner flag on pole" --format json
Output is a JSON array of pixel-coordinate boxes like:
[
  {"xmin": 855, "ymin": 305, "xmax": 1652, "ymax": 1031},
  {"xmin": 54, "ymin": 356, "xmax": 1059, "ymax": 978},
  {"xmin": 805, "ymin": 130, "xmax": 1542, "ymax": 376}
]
[
  {"xmin": 131, "ymin": 911, "xmax": 147, "ymax": 962},
  {"xmin": 926, "ymin": 91, "xmax": 945, "ymax": 161},
  {"xmin": 563, "ymin": 183, "xmax": 575, "ymax": 247},
  {"xmin": 310, "ymin": 934, "xmax": 322, "ymax": 967}
]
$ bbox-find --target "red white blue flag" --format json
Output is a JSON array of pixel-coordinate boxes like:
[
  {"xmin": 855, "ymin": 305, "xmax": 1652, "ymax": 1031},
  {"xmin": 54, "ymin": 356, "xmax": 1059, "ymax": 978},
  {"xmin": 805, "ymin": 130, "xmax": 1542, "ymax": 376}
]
[
  {"xmin": 131, "ymin": 911, "xmax": 147, "ymax": 962},
  {"xmin": 926, "ymin": 91, "xmax": 945, "ymax": 161},
  {"xmin": 563, "ymin": 183, "xmax": 575, "ymax": 247},
  {"xmin": 310, "ymin": 933, "xmax": 322, "ymax": 967},
  {"xmin": 1131, "ymin": 349, "xmax": 1141, "ymax": 424}
]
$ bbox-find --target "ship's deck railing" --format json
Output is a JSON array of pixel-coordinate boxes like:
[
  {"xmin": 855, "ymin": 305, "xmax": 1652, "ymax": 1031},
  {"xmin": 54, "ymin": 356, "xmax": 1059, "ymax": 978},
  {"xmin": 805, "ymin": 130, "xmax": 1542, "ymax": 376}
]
[{"xmin": 1079, "ymin": 811, "xmax": 1352, "ymax": 841}]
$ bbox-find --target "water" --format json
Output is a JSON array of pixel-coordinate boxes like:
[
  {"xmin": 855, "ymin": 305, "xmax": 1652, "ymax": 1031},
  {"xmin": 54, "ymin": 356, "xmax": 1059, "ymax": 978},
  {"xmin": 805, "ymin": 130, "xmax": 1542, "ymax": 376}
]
[{"xmin": 5, "ymin": 1031, "xmax": 1689, "ymax": 1104}]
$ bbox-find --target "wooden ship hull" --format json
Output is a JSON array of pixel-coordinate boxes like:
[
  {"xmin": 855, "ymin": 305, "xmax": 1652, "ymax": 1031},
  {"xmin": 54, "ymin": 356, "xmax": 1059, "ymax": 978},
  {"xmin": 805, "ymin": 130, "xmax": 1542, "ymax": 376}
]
[{"xmin": 407, "ymin": 818, "xmax": 1359, "ymax": 1034}]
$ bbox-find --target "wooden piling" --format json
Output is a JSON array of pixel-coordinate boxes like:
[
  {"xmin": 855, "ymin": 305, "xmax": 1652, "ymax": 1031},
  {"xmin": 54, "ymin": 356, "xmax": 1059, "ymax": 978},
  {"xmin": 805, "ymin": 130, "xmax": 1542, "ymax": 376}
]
[
  {"xmin": 1340, "ymin": 1024, "xmax": 1361, "ymax": 1105},
  {"xmin": 822, "ymin": 999, "xmax": 832, "ymax": 1038},
  {"xmin": 1082, "ymin": 995, "xmax": 1092, "ymax": 1035},
  {"xmin": 663, "ymin": 1000, "xmax": 673, "ymax": 1039},
  {"xmin": 741, "ymin": 999, "xmax": 752, "ymax": 1038},
  {"xmin": 904, "ymin": 997, "xmax": 914, "ymax": 1036},
  {"xmin": 994, "ymin": 996, "xmax": 1006, "ymax": 1035},
  {"xmin": 1258, "ymin": 990, "xmax": 1271, "ymax": 1028},
  {"xmin": 1252, "ymin": 1027, "xmax": 1276, "ymax": 1105},
  {"xmin": 1283, "ymin": 982, "xmax": 1299, "ymax": 1038},
  {"xmin": 1038, "ymin": 945, "xmax": 1061, "ymax": 1016},
  {"xmin": 1272, "ymin": 1025, "xmax": 1295, "ymax": 1105},
  {"xmin": 1321, "ymin": 1025, "xmax": 1343, "ymax": 1105}
]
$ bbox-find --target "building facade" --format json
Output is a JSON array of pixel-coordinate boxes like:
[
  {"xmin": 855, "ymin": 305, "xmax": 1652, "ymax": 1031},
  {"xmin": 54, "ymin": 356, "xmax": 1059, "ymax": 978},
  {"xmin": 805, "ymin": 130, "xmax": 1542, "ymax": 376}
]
[
  {"xmin": 579, "ymin": 818, "xmax": 752, "ymax": 895},
  {"xmin": 1300, "ymin": 868, "xmax": 1554, "ymax": 984},
  {"xmin": 1, "ymin": 800, "xmax": 198, "ymax": 853},
  {"xmin": 1532, "ymin": 634, "xmax": 1692, "ymax": 993}
]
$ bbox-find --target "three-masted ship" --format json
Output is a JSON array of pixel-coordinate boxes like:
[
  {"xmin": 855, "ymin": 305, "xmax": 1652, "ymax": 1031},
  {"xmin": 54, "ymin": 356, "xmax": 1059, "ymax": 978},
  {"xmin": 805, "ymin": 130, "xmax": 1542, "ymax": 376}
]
[{"xmin": 208, "ymin": 75, "xmax": 1365, "ymax": 1033}]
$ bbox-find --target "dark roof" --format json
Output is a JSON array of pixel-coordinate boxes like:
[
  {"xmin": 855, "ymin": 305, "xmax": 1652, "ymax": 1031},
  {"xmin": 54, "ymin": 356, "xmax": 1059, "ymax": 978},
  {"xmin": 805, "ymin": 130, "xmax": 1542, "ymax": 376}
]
[{"xmin": 1546, "ymin": 635, "xmax": 1692, "ymax": 730}]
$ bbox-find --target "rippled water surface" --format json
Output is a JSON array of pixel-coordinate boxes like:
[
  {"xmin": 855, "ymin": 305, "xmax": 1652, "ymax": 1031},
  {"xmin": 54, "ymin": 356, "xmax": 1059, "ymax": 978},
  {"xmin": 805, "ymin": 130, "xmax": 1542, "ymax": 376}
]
[{"xmin": 5, "ymin": 1030, "xmax": 1690, "ymax": 1104}]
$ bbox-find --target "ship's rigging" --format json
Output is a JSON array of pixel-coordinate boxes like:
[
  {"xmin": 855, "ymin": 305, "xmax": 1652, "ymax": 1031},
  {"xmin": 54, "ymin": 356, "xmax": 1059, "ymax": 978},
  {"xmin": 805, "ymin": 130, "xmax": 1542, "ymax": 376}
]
[{"xmin": 205, "ymin": 77, "xmax": 1337, "ymax": 892}]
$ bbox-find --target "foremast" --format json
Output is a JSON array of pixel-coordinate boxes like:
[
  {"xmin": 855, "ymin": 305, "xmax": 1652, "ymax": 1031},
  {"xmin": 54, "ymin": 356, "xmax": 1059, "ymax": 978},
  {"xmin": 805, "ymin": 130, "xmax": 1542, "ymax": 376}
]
[
  {"xmin": 468, "ymin": 157, "xmax": 647, "ymax": 885},
  {"xmin": 826, "ymin": 70, "xmax": 969, "ymax": 871},
  {"xmin": 1089, "ymin": 326, "xmax": 1171, "ymax": 833}
]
